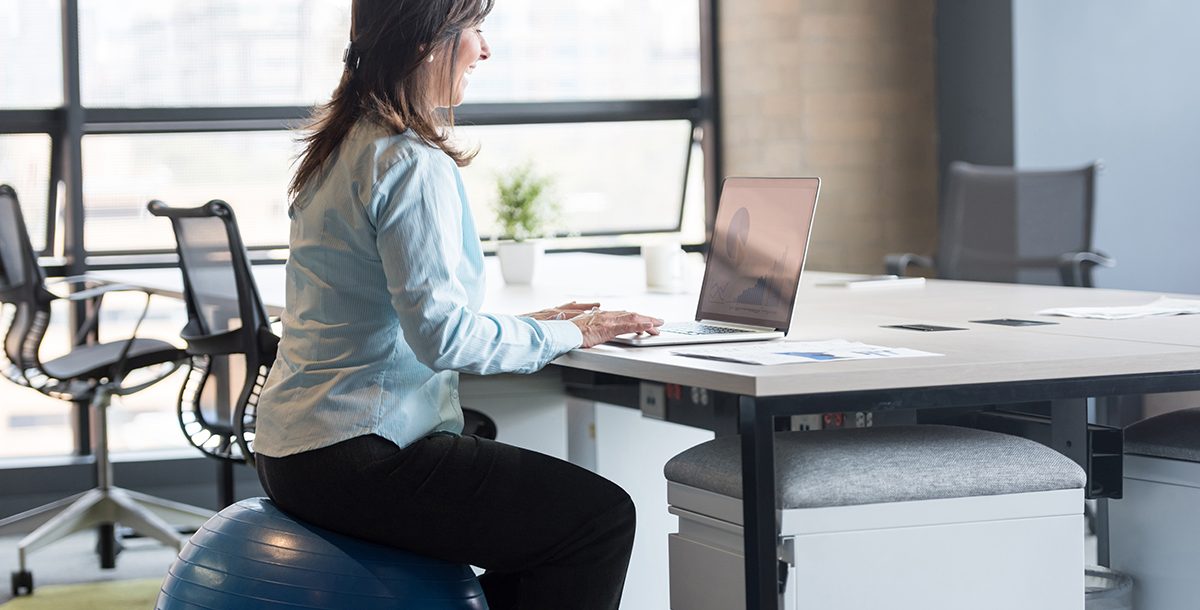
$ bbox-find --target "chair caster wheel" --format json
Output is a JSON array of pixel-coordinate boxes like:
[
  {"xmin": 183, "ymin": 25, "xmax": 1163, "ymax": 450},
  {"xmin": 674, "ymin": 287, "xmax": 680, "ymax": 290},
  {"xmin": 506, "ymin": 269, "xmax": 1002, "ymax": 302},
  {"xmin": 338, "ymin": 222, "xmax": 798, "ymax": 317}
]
[
  {"xmin": 96, "ymin": 524, "xmax": 124, "ymax": 569},
  {"xmin": 11, "ymin": 570, "xmax": 33, "ymax": 596}
]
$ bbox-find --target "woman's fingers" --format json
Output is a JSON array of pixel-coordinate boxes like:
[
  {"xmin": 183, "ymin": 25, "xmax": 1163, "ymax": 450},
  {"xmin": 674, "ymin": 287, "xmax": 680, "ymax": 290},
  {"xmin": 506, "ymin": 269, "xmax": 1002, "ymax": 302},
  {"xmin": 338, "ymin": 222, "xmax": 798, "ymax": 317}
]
[
  {"xmin": 558, "ymin": 301, "xmax": 600, "ymax": 311},
  {"xmin": 522, "ymin": 301, "xmax": 602, "ymax": 320},
  {"xmin": 571, "ymin": 310, "xmax": 664, "ymax": 346},
  {"xmin": 614, "ymin": 312, "xmax": 663, "ymax": 335}
]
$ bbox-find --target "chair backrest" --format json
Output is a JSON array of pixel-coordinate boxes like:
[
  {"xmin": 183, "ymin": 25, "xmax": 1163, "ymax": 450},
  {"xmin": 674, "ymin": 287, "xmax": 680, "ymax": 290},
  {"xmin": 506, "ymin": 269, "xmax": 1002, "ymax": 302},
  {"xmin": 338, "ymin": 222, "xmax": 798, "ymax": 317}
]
[
  {"xmin": 148, "ymin": 200, "xmax": 278, "ymax": 465},
  {"xmin": 936, "ymin": 161, "xmax": 1098, "ymax": 286},
  {"xmin": 0, "ymin": 185, "xmax": 53, "ymax": 385}
]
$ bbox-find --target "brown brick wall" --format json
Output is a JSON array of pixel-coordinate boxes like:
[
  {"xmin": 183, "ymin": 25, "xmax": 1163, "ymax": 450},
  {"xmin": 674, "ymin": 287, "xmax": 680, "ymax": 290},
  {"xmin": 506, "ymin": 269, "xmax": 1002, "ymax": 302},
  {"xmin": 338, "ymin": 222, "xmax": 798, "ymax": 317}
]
[{"xmin": 719, "ymin": 0, "xmax": 939, "ymax": 273}]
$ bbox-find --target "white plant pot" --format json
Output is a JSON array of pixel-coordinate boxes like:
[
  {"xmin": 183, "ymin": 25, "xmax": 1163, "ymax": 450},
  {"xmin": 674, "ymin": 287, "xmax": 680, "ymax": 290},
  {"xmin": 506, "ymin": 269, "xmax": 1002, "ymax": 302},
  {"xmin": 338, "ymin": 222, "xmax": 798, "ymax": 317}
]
[{"xmin": 497, "ymin": 241, "xmax": 544, "ymax": 285}]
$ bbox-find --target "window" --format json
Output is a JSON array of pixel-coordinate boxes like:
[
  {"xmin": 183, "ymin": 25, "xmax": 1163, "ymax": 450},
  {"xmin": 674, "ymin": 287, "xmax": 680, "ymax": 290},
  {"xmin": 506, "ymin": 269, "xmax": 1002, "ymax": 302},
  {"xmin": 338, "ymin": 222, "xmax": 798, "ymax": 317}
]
[
  {"xmin": 79, "ymin": 0, "xmax": 351, "ymax": 107},
  {"xmin": 459, "ymin": 121, "xmax": 695, "ymax": 238},
  {"xmin": 0, "ymin": 1, "xmax": 63, "ymax": 109},
  {"xmin": 0, "ymin": 134, "xmax": 53, "ymax": 252},
  {"xmin": 470, "ymin": 1, "xmax": 700, "ymax": 102},
  {"xmin": 82, "ymin": 131, "xmax": 298, "ymax": 252},
  {"xmin": 0, "ymin": 0, "xmax": 717, "ymax": 460}
]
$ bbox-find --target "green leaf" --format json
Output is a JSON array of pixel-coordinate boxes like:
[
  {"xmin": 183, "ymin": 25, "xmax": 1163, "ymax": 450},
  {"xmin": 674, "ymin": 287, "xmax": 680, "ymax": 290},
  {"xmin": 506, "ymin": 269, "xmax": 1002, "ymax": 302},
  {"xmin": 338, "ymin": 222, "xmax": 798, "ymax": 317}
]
[{"xmin": 493, "ymin": 162, "xmax": 559, "ymax": 242}]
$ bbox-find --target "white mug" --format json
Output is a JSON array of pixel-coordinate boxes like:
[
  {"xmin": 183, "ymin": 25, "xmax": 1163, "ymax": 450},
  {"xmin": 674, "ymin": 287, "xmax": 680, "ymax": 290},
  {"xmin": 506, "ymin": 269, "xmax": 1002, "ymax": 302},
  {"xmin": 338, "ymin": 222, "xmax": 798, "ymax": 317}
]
[{"xmin": 642, "ymin": 242, "xmax": 687, "ymax": 293}]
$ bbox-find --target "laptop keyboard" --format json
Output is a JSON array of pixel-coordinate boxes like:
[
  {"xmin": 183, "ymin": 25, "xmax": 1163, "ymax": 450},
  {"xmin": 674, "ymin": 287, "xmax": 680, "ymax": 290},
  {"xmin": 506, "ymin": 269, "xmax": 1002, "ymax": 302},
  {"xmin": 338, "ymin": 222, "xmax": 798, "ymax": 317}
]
[{"xmin": 660, "ymin": 322, "xmax": 749, "ymax": 336}]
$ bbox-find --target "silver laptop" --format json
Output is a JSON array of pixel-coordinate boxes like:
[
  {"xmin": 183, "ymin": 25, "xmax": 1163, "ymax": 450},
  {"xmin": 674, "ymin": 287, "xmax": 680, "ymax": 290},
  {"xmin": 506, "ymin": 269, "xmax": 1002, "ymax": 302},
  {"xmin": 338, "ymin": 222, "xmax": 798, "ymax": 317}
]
[{"xmin": 612, "ymin": 177, "xmax": 821, "ymax": 347}]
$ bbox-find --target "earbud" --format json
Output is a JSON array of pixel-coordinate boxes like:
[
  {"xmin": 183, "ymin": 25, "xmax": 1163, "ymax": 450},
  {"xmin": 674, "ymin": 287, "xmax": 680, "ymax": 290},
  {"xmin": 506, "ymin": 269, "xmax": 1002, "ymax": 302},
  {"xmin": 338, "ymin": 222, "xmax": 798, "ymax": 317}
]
[{"xmin": 427, "ymin": 54, "xmax": 435, "ymax": 63}]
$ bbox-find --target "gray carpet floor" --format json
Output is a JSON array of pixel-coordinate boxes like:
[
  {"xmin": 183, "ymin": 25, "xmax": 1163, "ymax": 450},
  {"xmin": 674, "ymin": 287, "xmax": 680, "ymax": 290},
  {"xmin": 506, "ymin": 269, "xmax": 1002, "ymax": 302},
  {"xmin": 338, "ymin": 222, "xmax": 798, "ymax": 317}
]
[{"xmin": 0, "ymin": 530, "xmax": 176, "ymax": 605}]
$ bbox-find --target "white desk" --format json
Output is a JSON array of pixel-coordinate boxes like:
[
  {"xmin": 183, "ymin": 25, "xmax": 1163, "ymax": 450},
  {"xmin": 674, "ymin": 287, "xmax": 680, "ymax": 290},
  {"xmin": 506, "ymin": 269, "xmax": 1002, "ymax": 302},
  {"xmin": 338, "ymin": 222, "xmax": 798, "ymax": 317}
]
[{"xmin": 102, "ymin": 253, "xmax": 1200, "ymax": 610}]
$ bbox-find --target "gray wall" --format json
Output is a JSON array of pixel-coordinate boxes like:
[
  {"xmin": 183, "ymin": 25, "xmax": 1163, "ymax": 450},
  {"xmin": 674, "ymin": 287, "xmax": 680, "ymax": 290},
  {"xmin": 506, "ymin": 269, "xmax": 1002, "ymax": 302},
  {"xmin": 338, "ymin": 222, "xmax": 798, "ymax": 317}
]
[
  {"xmin": 936, "ymin": 0, "xmax": 1015, "ymax": 178},
  {"xmin": 1012, "ymin": 0, "xmax": 1200, "ymax": 293}
]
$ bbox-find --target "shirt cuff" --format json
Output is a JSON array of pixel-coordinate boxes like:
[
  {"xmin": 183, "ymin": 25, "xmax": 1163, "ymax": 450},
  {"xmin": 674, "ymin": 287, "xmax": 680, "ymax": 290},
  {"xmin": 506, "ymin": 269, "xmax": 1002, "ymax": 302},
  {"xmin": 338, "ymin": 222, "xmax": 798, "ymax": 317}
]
[{"xmin": 540, "ymin": 319, "xmax": 584, "ymax": 351}]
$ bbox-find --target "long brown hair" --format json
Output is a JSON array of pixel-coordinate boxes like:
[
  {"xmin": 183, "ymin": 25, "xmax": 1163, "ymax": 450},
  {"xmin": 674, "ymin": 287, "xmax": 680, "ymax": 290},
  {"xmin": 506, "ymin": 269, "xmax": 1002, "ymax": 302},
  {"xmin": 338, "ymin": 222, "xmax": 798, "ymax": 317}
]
[{"xmin": 290, "ymin": 0, "xmax": 495, "ymax": 198}]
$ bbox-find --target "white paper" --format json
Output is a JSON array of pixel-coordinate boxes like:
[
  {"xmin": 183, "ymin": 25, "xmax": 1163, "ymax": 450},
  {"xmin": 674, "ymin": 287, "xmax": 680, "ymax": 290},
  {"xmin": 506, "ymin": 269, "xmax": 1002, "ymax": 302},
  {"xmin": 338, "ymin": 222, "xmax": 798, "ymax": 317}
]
[
  {"xmin": 672, "ymin": 339, "xmax": 942, "ymax": 366},
  {"xmin": 1036, "ymin": 297, "xmax": 1200, "ymax": 320},
  {"xmin": 816, "ymin": 275, "xmax": 926, "ymax": 290}
]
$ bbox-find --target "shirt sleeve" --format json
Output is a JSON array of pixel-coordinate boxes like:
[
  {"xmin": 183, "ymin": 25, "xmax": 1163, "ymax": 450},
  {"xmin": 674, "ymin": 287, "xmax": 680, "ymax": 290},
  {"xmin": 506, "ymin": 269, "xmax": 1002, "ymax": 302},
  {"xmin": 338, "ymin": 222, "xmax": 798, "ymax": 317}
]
[{"xmin": 368, "ymin": 151, "xmax": 583, "ymax": 375}]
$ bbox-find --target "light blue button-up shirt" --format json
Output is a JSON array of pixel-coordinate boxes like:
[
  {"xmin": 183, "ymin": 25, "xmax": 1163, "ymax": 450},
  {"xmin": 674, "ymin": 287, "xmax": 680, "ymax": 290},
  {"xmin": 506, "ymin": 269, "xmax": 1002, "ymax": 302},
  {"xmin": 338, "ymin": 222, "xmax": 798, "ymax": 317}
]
[{"xmin": 254, "ymin": 121, "xmax": 583, "ymax": 457}]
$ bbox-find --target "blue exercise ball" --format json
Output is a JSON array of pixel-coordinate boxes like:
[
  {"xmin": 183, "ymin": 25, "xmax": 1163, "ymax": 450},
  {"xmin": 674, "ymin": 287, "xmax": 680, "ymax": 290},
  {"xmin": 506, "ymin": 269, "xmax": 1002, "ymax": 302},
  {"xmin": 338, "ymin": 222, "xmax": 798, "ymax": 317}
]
[{"xmin": 157, "ymin": 497, "xmax": 487, "ymax": 609}]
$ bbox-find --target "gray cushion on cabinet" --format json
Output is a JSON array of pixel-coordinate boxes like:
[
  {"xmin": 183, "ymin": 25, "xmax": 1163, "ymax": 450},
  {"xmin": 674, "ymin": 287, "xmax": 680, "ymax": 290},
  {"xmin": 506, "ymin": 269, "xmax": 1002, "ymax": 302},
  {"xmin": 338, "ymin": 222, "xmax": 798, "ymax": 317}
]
[
  {"xmin": 663, "ymin": 425, "xmax": 1086, "ymax": 509},
  {"xmin": 1125, "ymin": 408, "xmax": 1200, "ymax": 463}
]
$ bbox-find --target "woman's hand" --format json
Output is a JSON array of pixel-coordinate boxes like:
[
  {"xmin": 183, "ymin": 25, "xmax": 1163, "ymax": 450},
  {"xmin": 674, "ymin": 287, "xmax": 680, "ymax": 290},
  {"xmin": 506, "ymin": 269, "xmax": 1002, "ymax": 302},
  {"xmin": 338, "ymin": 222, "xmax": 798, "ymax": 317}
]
[
  {"xmin": 523, "ymin": 301, "xmax": 600, "ymax": 321},
  {"xmin": 570, "ymin": 310, "xmax": 664, "ymax": 348}
]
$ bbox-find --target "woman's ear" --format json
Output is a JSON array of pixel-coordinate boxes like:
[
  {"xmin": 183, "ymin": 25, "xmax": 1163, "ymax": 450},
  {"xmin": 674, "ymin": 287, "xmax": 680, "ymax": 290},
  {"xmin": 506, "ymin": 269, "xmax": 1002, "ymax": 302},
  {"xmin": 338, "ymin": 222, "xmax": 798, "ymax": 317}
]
[{"xmin": 417, "ymin": 43, "xmax": 435, "ymax": 64}]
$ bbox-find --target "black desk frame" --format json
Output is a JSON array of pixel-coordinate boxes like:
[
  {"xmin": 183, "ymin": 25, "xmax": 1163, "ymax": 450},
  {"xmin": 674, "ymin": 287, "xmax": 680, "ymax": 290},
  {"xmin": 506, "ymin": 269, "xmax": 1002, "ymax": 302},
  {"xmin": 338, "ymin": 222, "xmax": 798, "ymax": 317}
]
[{"xmin": 569, "ymin": 367, "xmax": 1200, "ymax": 610}]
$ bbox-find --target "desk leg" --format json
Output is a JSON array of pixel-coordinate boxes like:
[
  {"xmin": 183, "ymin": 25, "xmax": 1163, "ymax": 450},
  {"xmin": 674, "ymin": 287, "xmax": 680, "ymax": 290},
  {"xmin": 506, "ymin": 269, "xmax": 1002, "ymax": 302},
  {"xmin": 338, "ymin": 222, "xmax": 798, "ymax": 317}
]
[
  {"xmin": 1051, "ymin": 398, "xmax": 1106, "ymax": 567},
  {"xmin": 210, "ymin": 350, "xmax": 235, "ymax": 506},
  {"xmin": 218, "ymin": 461, "xmax": 235, "ymax": 508},
  {"xmin": 1095, "ymin": 498, "xmax": 1110, "ymax": 566},
  {"xmin": 739, "ymin": 395, "xmax": 780, "ymax": 610},
  {"xmin": 1050, "ymin": 398, "xmax": 1089, "ymax": 479}
]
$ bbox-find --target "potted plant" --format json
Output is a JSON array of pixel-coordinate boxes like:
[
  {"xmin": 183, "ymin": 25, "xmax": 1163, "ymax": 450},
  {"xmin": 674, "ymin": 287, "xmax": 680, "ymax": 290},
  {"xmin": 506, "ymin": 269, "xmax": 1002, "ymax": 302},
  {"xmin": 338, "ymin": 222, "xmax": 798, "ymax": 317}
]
[{"xmin": 493, "ymin": 163, "xmax": 557, "ymax": 285}]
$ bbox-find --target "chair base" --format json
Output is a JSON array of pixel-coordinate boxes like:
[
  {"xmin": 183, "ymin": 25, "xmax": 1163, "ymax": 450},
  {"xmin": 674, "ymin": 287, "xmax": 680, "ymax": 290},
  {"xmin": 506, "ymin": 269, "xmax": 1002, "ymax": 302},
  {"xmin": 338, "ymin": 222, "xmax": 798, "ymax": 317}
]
[
  {"xmin": 667, "ymin": 483, "xmax": 1084, "ymax": 610},
  {"xmin": 0, "ymin": 486, "xmax": 212, "ymax": 596}
]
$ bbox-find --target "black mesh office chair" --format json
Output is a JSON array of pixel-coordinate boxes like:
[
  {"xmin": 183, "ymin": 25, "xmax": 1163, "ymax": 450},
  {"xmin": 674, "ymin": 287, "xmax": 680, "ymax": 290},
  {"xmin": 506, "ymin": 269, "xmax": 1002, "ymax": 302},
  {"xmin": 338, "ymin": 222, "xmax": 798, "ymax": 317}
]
[
  {"xmin": 147, "ymin": 200, "xmax": 278, "ymax": 469},
  {"xmin": 886, "ymin": 161, "xmax": 1115, "ymax": 287},
  {"xmin": 0, "ymin": 185, "xmax": 212, "ymax": 597}
]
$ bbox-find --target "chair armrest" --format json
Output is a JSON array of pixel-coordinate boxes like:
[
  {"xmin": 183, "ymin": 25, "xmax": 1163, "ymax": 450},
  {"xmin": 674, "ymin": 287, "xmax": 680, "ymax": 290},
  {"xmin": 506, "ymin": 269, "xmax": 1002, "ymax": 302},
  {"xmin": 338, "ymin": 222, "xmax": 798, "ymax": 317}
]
[
  {"xmin": 1080, "ymin": 250, "xmax": 1116, "ymax": 268},
  {"xmin": 44, "ymin": 275, "xmax": 104, "ymax": 289},
  {"xmin": 1058, "ymin": 251, "xmax": 1117, "ymax": 287},
  {"xmin": 61, "ymin": 284, "xmax": 155, "ymax": 348},
  {"xmin": 63, "ymin": 283, "xmax": 148, "ymax": 301},
  {"xmin": 43, "ymin": 275, "xmax": 108, "ymax": 300},
  {"xmin": 884, "ymin": 253, "xmax": 934, "ymax": 277}
]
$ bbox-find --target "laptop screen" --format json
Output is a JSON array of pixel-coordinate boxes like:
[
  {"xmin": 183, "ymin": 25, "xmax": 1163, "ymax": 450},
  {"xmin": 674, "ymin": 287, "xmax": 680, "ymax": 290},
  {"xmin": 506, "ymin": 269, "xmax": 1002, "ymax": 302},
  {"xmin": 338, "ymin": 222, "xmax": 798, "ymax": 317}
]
[{"xmin": 694, "ymin": 177, "xmax": 820, "ymax": 331}]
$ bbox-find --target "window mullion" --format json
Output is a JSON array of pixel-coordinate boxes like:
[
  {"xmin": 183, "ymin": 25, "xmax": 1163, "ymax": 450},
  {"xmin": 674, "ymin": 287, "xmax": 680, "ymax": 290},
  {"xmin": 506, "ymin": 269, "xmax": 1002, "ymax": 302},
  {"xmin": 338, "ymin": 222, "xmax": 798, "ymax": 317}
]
[{"xmin": 60, "ymin": 0, "xmax": 91, "ymax": 456}]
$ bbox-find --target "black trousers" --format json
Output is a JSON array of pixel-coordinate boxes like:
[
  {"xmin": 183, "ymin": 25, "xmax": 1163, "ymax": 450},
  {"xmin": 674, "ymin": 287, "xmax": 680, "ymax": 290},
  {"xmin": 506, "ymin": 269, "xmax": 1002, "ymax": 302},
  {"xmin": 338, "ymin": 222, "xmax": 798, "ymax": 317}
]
[{"xmin": 256, "ymin": 433, "xmax": 636, "ymax": 610}]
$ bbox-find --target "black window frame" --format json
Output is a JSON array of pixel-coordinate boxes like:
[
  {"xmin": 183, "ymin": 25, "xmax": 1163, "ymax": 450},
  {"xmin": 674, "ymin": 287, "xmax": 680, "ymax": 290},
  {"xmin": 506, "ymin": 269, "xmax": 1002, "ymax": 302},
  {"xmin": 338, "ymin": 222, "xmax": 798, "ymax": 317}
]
[{"xmin": 0, "ymin": 0, "xmax": 723, "ymax": 456}]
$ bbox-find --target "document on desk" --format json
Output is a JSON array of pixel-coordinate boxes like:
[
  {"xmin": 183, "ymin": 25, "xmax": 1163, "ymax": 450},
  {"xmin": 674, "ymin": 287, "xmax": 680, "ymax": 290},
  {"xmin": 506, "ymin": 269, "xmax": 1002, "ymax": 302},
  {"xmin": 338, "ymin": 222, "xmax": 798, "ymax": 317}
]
[
  {"xmin": 672, "ymin": 339, "xmax": 942, "ymax": 366},
  {"xmin": 1036, "ymin": 297, "xmax": 1200, "ymax": 320},
  {"xmin": 816, "ymin": 275, "xmax": 927, "ymax": 290}
]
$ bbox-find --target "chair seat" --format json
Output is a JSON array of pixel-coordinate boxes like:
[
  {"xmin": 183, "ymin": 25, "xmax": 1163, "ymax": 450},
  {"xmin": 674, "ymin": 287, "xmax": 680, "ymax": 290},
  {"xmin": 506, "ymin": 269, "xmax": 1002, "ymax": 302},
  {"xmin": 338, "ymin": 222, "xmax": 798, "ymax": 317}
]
[
  {"xmin": 1125, "ymin": 407, "xmax": 1200, "ymax": 463},
  {"xmin": 42, "ymin": 339, "xmax": 185, "ymax": 381},
  {"xmin": 664, "ymin": 425, "xmax": 1085, "ymax": 509}
]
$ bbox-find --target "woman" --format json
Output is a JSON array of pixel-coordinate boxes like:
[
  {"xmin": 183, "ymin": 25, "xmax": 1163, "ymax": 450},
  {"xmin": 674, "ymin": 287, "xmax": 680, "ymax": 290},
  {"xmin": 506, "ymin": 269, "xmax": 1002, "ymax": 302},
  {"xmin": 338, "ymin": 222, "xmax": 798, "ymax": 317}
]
[{"xmin": 253, "ymin": 1, "xmax": 663, "ymax": 609}]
